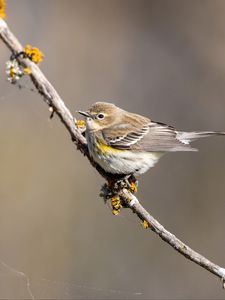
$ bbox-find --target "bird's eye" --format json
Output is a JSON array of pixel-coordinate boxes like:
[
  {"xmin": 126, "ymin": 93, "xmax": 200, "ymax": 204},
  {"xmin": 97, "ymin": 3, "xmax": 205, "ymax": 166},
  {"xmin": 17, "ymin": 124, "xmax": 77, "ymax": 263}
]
[{"xmin": 97, "ymin": 113, "xmax": 105, "ymax": 120}]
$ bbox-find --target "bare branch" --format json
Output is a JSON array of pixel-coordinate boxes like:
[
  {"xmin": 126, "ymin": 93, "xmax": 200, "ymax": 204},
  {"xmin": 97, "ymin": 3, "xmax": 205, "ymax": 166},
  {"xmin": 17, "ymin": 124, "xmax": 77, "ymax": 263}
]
[
  {"xmin": 120, "ymin": 189, "xmax": 225, "ymax": 284},
  {"xmin": 1, "ymin": 18, "xmax": 225, "ymax": 287}
]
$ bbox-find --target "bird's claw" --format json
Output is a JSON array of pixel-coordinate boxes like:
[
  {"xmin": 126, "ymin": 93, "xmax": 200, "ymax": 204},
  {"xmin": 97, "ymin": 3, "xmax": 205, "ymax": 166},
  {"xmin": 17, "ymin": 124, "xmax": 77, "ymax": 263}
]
[{"xmin": 100, "ymin": 175, "xmax": 138, "ymax": 215}]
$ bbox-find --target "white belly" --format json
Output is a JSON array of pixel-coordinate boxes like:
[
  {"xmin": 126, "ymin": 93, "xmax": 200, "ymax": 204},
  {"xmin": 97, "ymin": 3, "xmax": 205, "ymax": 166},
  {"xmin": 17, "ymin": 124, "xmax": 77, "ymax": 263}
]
[
  {"xmin": 86, "ymin": 130, "xmax": 163, "ymax": 176},
  {"xmin": 91, "ymin": 148, "xmax": 162, "ymax": 176}
]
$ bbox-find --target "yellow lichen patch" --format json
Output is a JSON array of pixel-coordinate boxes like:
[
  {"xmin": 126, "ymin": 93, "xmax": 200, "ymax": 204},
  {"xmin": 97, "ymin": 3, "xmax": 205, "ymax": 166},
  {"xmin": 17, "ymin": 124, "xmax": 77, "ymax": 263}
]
[
  {"xmin": 0, "ymin": 0, "xmax": 6, "ymax": 19},
  {"xmin": 24, "ymin": 44, "xmax": 44, "ymax": 64},
  {"xmin": 9, "ymin": 66, "xmax": 15, "ymax": 79},
  {"xmin": 75, "ymin": 119, "xmax": 86, "ymax": 129},
  {"xmin": 6, "ymin": 60, "xmax": 23, "ymax": 83},
  {"xmin": 112, "ymin": 209, "xmax": 120, "ymax": 216},
  {"xmin": 23, "ymin": 67, "xmax": 32, "ymax": 75},
  {"xmin": 111, "ymin": 196, "xmax": 121, "ymax": 209},
  {"xmin": 142, "ymin": 220, "xmax": 150, "ymax": 229},
  {"xmin": 129, "ymin": 181, "xmax": 138, "ymax": 193},
  {"xmin": 111, "ymin": 196, "xmax": 122, "ymax": 215}
]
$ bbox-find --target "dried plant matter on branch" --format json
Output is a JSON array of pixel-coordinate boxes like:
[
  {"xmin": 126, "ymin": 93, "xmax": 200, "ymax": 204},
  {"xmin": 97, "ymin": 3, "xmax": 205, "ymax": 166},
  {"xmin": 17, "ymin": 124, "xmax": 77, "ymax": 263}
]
[
  {"xmin": 1, "ymin": 17, "xmax": 225, "ymax": 288},
  {"xmin": 0, "ymin": 0, "xmax": 6, "ymax": 19}
]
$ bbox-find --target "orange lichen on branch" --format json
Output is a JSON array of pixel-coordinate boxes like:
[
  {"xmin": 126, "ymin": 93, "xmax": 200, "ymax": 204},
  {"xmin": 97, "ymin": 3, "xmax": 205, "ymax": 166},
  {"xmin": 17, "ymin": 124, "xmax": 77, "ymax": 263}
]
[
  {"xmin": 24, "ymin": 44, "xmax": 44, "ymax": 64},
  {"xmin": 129, "ymin": 181, "xmax": 138, "ymax": 193},
  {"xmin": 0, "ymin": 0, "xmax": 6, "ymax": 19},
  {"xmin": 75, "ymin": 119, "xmax": 86, "ymax": 129},
  {"xmin": 142, "ymin": 220, "xmax": 150, "ymax": 229},
  {"xmin": 23, "ymin": 67, "xmax": 32, "ymax": 75},
  {"xmin": 111, "ymin": 196, "xmax": 122, "ymax": 215}
]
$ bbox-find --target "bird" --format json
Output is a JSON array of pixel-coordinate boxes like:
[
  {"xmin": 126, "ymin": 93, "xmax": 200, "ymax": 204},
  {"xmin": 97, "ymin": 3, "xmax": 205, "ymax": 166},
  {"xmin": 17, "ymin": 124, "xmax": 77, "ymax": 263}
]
[{"xmin": 78, "ymin": 102, "xmax": 225, "ymax": 178}]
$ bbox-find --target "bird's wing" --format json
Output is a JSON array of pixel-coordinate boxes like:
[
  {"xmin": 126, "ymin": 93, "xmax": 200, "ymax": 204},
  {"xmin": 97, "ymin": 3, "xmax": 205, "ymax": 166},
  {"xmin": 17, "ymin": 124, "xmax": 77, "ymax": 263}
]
[
  {"xmin": 136, "ymin": 121, "xmax": 197, "ymax": 152},
  {"xmin": 103, "ymin": 120, "xmax": 196, "ymax": 152},
  {"xmin": 103, "ymin": 123, "xmax": 149, "ymax": 149}
]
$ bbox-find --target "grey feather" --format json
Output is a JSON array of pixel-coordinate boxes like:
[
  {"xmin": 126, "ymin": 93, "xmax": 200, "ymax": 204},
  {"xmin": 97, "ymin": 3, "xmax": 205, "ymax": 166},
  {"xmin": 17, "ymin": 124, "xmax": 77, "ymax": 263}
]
[
  {"xmin": 101, "ymin": 113, "xmax": 225, "ymax": 153},
  {"xmin": 177, "ymin": 131, "xmax": 225, "ymax": 144},
  {"xmin": 103, "ymin": 121, "xmax": 197, "ymax": 152},
  {"xmin": 134, "ymin": 122, "xmax": 197, "ymax": 152}
]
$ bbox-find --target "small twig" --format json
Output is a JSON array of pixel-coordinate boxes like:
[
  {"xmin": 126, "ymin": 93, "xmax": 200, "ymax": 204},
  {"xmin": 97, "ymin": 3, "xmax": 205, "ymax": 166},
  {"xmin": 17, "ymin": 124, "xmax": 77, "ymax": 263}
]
[{"xmin": 0, "ymin": 18, "xmax": 225, "ymax": 288}]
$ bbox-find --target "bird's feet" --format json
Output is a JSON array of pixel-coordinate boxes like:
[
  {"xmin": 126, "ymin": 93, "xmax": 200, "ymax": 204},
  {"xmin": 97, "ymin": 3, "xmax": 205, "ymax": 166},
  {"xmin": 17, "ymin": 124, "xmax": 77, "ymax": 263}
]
[
  {"xmin": 101, "ymin": 175, "xmax": 138, "ymax": 215},
  {"xmin": 127, "ymin": 175, "xmax": 138, "ymax": 193},
  {"xmin": 107, "ymin": 174, "xmax": 138, "ymax": 193}
]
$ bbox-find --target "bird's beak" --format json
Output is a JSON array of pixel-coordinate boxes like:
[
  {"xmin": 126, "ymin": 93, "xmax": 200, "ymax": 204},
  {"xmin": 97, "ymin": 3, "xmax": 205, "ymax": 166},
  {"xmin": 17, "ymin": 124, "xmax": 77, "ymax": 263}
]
[{"xmin": 78, "ymin": 111, "xmax": 92, "ymax": 118}]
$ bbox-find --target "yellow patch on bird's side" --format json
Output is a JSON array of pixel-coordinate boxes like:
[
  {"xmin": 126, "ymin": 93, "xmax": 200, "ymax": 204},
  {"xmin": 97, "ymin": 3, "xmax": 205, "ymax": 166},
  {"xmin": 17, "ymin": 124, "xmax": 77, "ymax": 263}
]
[{"xmin": 96, "ymin": 141, "xmax": 122, "ymax": 154}]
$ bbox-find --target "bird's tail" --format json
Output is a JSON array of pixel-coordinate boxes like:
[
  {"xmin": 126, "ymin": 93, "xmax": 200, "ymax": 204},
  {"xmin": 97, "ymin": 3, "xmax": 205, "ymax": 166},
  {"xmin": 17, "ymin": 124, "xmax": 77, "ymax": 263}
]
[{"xmin": 177, "ymin": 131, "xmax": 225, "ymax": 145}]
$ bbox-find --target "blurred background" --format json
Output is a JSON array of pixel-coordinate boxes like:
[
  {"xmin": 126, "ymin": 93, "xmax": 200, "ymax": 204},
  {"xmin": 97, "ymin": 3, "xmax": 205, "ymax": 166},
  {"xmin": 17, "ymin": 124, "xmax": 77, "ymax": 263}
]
[{"xmin": 0, "ymin": 0, "xmax": 225, "ymax": 298}]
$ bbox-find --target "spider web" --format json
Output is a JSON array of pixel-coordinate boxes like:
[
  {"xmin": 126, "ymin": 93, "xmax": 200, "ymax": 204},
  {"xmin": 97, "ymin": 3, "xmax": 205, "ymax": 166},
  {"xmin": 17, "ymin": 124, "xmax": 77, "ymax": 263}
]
[
  {"xmin": 0, "ymin": 76, "xmax": 145, "ymax": 300},
  {"xmin": 0, "ymin": 259, "xmax": 143, "ymax": 299}
]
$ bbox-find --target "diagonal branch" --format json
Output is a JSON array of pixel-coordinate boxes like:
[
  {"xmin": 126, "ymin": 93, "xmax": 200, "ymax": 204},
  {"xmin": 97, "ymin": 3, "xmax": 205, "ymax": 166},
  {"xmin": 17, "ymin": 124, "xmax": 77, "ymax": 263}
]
[
  {"xmin": 0, "ymin": 18, "xmax": 225, "ymax": 288},
  {"xmin": 0, "ymin": 19, "xmax": 86, "ymax": 149}
]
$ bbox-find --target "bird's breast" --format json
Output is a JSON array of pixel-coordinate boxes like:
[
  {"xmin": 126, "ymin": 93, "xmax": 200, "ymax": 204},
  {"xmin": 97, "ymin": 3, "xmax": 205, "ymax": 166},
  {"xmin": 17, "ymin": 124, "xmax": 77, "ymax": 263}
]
[{"xmin": 86, "ymin": 131, "xmax": 162, "ymax": 175}]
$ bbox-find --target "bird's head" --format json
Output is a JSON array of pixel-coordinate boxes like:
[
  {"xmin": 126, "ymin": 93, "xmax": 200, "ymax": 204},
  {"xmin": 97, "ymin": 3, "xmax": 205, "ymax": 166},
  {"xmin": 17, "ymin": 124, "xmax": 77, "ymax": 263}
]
[{"xmin": 78, "ymin": 102, "xmax": 121, "ymax": 131}]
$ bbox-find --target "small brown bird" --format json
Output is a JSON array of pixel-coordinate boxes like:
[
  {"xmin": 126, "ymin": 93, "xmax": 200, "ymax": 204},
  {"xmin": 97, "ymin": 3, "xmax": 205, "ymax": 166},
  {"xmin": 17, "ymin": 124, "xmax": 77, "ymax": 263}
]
[{"xmin": 79, "ymin": 102, "xmax": 225, "ymax": 177}]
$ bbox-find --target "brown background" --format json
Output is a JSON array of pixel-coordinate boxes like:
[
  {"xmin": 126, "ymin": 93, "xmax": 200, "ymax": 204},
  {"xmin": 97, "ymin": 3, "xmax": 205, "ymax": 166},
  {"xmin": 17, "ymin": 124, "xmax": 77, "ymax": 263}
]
[{"xmin": 0, "ymin": 0, "xmax": 225, "ymax": 299}]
